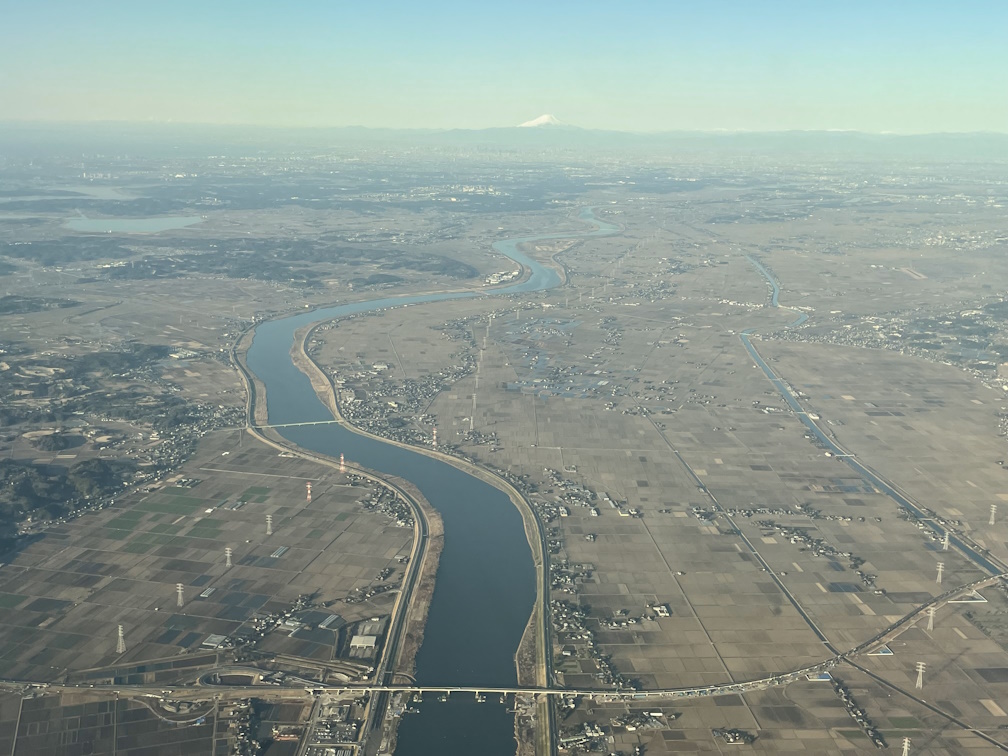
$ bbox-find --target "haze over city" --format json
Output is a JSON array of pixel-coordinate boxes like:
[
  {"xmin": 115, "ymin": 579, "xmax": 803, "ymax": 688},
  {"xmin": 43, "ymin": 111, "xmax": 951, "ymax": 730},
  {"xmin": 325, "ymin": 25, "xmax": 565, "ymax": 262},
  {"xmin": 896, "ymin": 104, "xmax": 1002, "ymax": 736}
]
[{"xmin": 2, "ymin": 0, "xmax": 1007, "ymax": 133}]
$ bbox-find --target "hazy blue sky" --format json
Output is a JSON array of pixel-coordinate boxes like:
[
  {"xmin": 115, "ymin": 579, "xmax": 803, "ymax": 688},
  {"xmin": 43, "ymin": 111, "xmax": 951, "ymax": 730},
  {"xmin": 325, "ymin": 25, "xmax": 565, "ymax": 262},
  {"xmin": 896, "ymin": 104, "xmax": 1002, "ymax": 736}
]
[{"xmin": 2, "ymin": 0, "xmax": 1005, "ymax": 133}]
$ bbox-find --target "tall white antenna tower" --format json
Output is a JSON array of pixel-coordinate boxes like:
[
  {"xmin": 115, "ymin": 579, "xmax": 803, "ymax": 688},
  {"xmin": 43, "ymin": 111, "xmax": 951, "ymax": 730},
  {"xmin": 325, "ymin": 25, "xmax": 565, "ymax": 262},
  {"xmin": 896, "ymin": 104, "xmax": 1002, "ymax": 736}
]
[
  {"xmin": 936, "ymin": 562, "xmax": 944, "ymax": 584},
  {"xmin": 176, "ymin": 583, "xmax": 185, "ymax": 608},
  {"xmin": 306, "ymin": 482, "xmax": 312, "ymax": 503},
  {"xmin": 941, "ymin": 531, "xmax": 949, "ymax": 551},
  {"xmin": 340, "ymin": 453, "xmax": 345, "ymax": 473},
  {"xmin": 927, "ymin": 606, "xmax": 935, "ymax": 632},
  {"xmin": 225, "ymin": 547, "xmax": 233, "ymax": 568},
  {"xmin": 266, "ymin": 514, "xmax": 273, "ymax": 536},
  {"xmin": 915, "ymin": 661, "xmax": 926, "ymax": 689},
  {"xmin": 990, "ymin": 504, "xmax": 997, "ymax": 526},
  {"xmin": 116, "ymin": 624, "xmax": 127, "ymax": 654},
  {"xmin": 432, "ymin": 427, "xmax": 438, "ymax": 448},
  {"xmin": 902, "ymin": 737, "xmax": 911, "ymax": 756}
]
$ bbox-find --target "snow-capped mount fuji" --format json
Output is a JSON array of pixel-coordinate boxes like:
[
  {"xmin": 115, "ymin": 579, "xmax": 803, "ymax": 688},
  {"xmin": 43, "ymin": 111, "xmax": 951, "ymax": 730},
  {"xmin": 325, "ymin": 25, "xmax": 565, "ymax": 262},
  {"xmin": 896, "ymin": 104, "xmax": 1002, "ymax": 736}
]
[{"xmin": 517, "ymin": 114, "xmax": 565, "ymax": 128}]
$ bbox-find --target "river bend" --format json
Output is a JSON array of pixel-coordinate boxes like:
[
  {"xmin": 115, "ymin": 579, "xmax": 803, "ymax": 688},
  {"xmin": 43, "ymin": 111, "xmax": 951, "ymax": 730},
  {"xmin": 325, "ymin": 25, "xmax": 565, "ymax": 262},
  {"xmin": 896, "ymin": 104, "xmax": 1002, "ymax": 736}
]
[{"xmin": 245, "ymin": 208, "xmax": 618, "ymax": 755}]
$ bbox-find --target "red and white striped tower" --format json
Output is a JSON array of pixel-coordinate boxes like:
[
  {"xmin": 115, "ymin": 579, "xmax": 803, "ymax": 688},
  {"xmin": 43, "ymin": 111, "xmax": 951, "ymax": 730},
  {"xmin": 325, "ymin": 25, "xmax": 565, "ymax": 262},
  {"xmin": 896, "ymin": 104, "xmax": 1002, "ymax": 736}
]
[
  {"xmin": 306, "ymin": 482, "xmax": 312, "ymax": 503},
  {"xmin": 432, "ymin": 427, "xmax": 438, "ymax": 448},
  {"xmin": 340, "ymin": 453, "xmax": 345, "ymax": 473}
]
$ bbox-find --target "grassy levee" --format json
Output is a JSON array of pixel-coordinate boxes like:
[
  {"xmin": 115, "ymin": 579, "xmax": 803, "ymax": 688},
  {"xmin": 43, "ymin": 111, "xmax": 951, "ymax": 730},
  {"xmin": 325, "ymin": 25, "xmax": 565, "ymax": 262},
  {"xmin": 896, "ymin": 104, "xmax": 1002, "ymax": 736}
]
[
  {"xmin": 231, "ymin": 324, "xmax": 440, "ymax": 683},
  {"xmin": 292, "ymin": 319, "xmax": 555, "ymax": 756},
  {"xmin": 230, "ymin": 257, "xmax": 565, "ymax": 753}
]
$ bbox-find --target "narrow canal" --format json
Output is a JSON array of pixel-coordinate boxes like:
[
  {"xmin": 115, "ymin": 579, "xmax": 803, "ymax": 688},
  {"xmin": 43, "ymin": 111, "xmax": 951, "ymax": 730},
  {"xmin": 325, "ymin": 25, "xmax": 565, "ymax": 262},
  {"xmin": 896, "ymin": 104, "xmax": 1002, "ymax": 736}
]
[
  {"xmin": 742, "ymin": 257, "xmax": 1002, "ymax": 575},
  {"xmin": 245, "ymin": 208, "xmax": 619, "ymax": 754}
]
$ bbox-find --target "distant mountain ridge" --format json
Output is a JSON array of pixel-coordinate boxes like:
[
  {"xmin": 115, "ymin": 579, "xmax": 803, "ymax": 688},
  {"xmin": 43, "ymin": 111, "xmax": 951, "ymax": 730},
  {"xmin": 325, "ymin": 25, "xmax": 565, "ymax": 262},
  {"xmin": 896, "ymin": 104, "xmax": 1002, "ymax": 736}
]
[{"xmin": 1, "ymin": 121, "xmax": 1006, "ymax": 161}]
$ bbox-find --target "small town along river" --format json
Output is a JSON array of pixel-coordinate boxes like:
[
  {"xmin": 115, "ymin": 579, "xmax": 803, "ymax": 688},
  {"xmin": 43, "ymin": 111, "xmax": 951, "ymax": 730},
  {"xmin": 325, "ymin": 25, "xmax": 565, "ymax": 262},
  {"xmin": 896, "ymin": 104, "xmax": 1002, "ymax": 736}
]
[{"xmin": 245, "ymin": 208, "xmax": 619, "ymax": 755}]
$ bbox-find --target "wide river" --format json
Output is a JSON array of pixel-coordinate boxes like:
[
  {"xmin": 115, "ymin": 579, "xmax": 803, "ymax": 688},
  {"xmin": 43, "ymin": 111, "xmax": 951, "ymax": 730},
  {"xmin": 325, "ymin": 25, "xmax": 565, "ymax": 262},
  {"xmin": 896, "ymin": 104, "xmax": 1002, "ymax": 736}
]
[{"xmin": 245, "ymin": 208, "xmax": 619, "ymax": 755}]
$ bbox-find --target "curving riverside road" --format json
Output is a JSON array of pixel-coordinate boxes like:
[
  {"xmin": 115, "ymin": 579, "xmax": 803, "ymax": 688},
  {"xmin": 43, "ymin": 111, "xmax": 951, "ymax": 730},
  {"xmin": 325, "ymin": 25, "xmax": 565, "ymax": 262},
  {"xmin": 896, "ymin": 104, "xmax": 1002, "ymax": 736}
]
[
  {"xmin": 5, "ymin": 214, "xmax": 1006, "ymax": 753},
  {"xmin": 244, "ymin": 208, "xmax": 618, "ymax": 756},
  {"xmin": 242, "ymin": 223, "xmax": 1004, "ymax": 755}
]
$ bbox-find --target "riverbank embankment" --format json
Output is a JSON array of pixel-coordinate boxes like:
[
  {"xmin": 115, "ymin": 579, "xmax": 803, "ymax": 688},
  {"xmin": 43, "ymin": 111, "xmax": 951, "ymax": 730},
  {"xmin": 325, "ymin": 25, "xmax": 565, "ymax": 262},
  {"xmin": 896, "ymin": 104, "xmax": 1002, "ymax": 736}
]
[
  {"xmin": 234, "ymin": 325, "xmax": 441, "ymax": 687},
  {"xmin": 293, "ymin": 320, "xmax": 550, "ymax": 689}
]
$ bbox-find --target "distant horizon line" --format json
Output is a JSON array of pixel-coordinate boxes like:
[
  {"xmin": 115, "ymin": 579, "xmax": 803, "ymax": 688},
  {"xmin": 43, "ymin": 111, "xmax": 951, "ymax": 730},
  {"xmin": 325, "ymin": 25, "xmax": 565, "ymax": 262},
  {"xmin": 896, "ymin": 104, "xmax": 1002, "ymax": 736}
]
[{"xmin": 1, "ymin": 119, "xmax": 1006, "ymax": 138}]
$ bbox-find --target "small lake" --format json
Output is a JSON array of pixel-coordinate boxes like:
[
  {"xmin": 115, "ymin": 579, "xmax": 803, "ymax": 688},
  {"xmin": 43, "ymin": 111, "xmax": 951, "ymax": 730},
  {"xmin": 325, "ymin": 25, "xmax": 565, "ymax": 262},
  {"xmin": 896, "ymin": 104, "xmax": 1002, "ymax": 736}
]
[{"xmin": 63, "ymin": 215, "xmax": 204, "ymax": 233}]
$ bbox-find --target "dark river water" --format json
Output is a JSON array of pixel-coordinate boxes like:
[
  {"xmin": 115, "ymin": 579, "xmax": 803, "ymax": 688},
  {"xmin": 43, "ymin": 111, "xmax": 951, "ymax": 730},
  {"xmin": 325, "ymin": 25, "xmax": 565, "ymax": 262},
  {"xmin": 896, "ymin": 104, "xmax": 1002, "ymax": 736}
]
[{"xmin": 245, "ymin": 208, "xmax": 618, "ymax": 754}]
